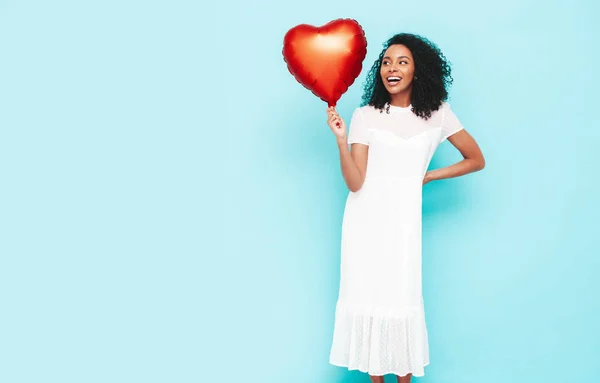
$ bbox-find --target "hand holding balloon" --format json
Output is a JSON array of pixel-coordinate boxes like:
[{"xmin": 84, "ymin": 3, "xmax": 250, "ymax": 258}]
[{"xmin": 326, "ymin": 107, "xmax": 347, "ymax": 140}]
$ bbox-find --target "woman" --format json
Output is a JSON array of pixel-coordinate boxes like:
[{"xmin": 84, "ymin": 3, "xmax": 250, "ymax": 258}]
[{"xmin": 327, "ymin": 33, "xmax": 485, "ymax": 383}]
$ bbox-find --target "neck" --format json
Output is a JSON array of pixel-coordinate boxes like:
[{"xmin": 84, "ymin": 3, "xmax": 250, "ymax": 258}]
[{"xmin": 389, "ymin": 90, "xmax": 412, "ymax": 107}]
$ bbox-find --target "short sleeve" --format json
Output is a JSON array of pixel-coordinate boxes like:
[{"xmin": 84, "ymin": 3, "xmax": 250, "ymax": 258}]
[
  {"xmin": 347, "ymin": 108, "xmax": 369, "ymax": 146},
  {"xmin": 440, "ymin": 102, "xmax": 465, "ymax": 143}
]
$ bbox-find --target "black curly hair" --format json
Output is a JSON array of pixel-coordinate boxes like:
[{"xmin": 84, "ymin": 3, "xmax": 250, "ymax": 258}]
[{"xmin": 361, "ymin": 33, "xmax": 453, "ymax": 120}]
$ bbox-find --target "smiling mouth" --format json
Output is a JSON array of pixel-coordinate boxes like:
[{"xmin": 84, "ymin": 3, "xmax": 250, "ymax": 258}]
[{"xmin": 386, "ymin": 76, "xmax": 402, "ymax": 86}]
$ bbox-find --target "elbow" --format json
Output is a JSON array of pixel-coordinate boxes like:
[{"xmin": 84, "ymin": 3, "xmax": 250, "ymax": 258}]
[
  {"xmin": 475, "ymin": 158, "xmax": 486, "ymax": 171},
  {"xmin": 348, "ymin": 181, "xmax": 365, "ymax": 193}
]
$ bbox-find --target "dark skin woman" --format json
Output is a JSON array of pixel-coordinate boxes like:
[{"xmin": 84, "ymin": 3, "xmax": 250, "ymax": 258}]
[
  {"xmin": 327, "ymin": 33, "xmax": 485, "ymax": 383},
  {"xmin": 328, "ymin": 33, "xmax": 484, "ymax": 196}
]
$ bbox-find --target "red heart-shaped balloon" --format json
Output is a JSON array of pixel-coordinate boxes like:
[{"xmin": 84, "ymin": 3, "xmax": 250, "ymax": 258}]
[{"xmin": 283, "ymin": 19, "xmax": 367, "ymax": 107}]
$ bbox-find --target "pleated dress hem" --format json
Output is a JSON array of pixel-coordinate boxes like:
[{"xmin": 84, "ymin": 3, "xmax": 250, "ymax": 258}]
[
  {"xmin": 328, "ymin": 359, "xmax": 430, "ymax": 378},
  {"xmin": 329, "ymin": 301, "xmax": 430, "ymax": 378}
]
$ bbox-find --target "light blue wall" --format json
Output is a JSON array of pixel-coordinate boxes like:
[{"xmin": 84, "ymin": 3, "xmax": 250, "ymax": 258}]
[{"xmin": 1, "ymin": 0, "xmax": 598, "ymax": 382}]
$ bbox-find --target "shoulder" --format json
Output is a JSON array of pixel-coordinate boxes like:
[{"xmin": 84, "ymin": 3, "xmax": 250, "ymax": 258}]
[
  {"xmin": 436, "ymin": 101, "xmax": 451, "ymax": 115},
  {"xmin": 431, "ymin": 101, "xmax": 455, "ymax": 121},
  {"xmin": 352, "ymin": 105, "xmax": 381, "ymax": 119}
]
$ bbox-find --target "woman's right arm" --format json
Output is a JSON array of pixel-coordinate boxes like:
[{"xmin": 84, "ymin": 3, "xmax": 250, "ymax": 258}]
[{"xmin": 327, "ymin": 108, "xmax": 368, "ymax": 192}]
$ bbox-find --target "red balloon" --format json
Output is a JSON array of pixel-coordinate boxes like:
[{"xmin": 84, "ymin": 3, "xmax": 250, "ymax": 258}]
[{"xmin": 283, "ymin": 18, "xmax": 367, "ymax": 107}]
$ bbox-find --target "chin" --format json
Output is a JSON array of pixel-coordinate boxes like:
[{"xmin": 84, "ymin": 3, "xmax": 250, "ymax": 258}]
[{"xmin": 385, "ymin": 87, "xmax": 404, "ymax": 95}]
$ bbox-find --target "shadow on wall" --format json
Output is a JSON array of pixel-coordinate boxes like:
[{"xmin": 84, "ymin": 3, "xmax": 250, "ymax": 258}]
[
  {"xmin": 330, "ymin": 368, "xmax": 419, "ymax": 383},
  {"xmin": 422, "ymin": 151, "xmax": 468, "ymax": 219}
]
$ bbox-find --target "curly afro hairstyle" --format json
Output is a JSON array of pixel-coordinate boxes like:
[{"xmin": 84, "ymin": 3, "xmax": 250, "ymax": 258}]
[{"xmin": 361, "ymin": 33, "xmax": 453, "ymax": 120}]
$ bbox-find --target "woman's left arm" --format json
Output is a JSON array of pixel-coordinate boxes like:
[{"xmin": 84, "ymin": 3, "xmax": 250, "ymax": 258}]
[{"xmin": 424, "ymin": 129, "xmax": 485, "ymax": 184}]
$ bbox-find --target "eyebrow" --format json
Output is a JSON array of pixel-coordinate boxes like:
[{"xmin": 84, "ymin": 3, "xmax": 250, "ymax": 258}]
[{"xmin": 383, "ymin": 56, "xmax": 411, "ymax": 60}]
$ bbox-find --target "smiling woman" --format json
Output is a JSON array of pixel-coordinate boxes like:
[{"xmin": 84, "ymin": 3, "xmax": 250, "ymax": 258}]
[
  {"xmin": 325, "ymin": 33, "xmax": 485, "ymax": 383},
  {"xmin": 381, "ymin": 47, "xmax": 415, "ymax": 92},
  {"xmin": 362, "ymin": 33, "xmax": 453, "ymax": 119}
]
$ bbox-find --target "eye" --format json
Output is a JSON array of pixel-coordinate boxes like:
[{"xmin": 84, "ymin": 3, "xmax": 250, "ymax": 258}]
[{"xmin": 400, "ymin": 60, "xmax": 409, "ymax": 64}]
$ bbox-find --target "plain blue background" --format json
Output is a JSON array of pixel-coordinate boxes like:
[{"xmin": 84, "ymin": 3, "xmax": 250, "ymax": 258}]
[{"xmin": 1, "ymin": 0, "xmax": 599, "ymax": 382}]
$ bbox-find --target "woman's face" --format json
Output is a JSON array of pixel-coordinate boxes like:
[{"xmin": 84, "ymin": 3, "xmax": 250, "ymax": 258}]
[{"xmin": 380, "ymin": 44, "xmax": 415, "ymax": 95}]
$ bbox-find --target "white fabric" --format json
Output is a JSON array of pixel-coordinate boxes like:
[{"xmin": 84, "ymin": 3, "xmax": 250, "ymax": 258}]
[{"xmin": 329, "ymin": 102, "xmax": 464, "ymax": 377}]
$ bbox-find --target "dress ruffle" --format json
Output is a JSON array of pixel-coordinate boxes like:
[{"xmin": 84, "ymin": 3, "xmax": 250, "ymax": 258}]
[{"xmin": 329, "ymin": 301, "xmax": 430, "ymax": 377}]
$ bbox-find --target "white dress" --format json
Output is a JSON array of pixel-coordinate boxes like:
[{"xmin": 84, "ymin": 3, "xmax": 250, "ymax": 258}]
[{"xmin": 329, "ymin": 102, "xmax": 465, "ymax": 377}]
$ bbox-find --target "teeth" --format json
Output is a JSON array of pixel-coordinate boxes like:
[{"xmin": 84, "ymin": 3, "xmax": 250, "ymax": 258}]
[{"xmin": 387, "ymin": 77, "xmax": 401, "ymax": 81}]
